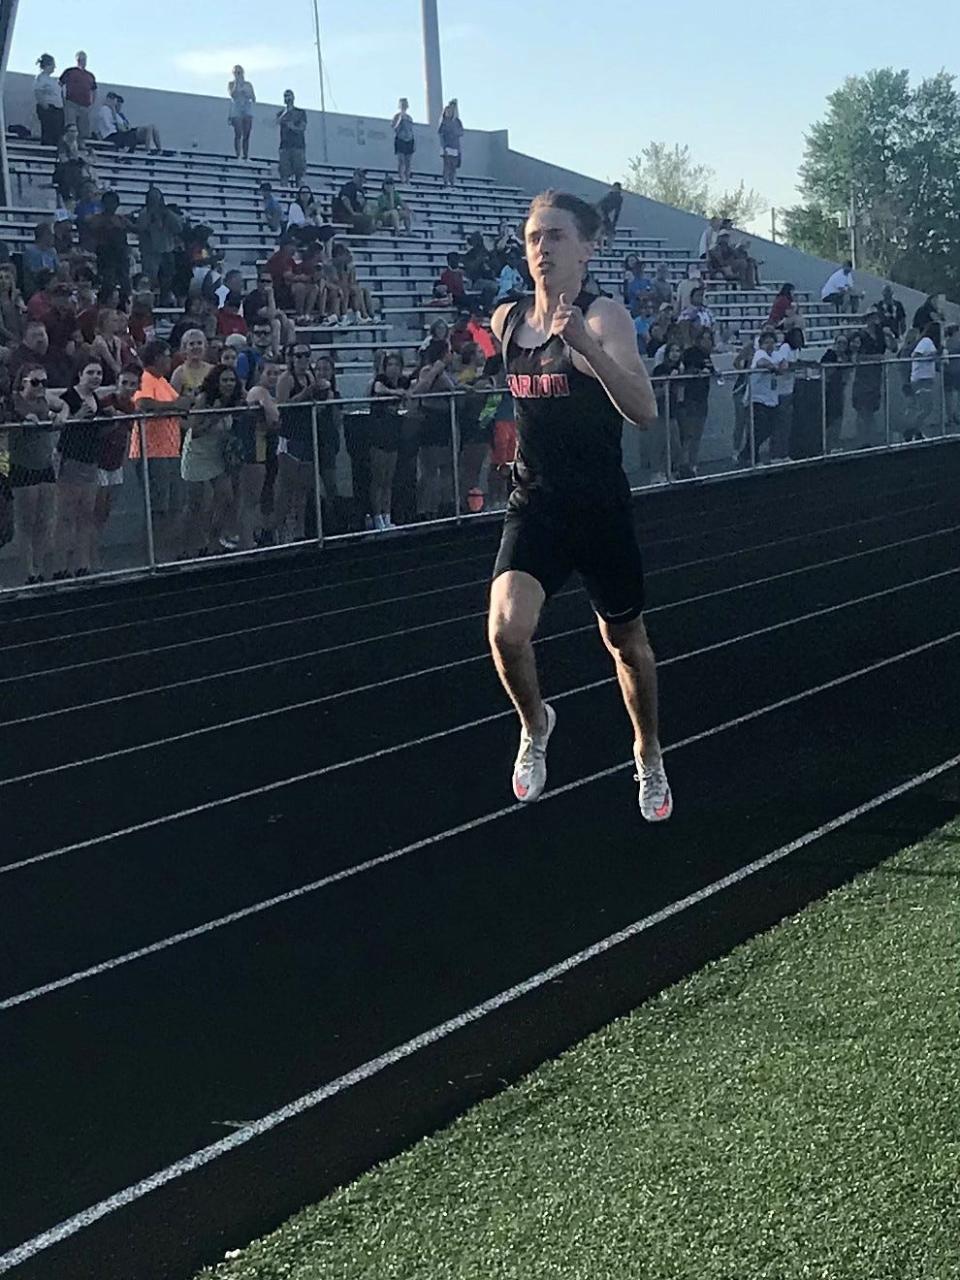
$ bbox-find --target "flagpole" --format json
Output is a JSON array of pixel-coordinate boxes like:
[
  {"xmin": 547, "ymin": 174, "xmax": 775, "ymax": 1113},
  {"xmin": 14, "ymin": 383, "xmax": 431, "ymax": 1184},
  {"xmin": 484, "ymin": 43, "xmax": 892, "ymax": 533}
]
[{"xmin": 311, "ymin": 0, "xmax": 329, "ymax": 164}]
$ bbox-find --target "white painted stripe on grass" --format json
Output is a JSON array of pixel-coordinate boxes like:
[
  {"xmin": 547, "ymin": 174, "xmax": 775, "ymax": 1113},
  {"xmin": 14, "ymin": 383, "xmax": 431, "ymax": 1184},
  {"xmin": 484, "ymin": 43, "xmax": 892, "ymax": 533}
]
[
  {"xmin": 2, "ymin": 750, "xmax": 958, "ymax": 1274},
  {"xmin": 0, "ymin": 498, "xmax": 942, "ymax": 683},
  {"xmin": 2, "ymin": 520, "xmax": 955, "ymax": 730},
  {"xmin": 1, "ymin": 562, "xmax": 957, "ymax": 797},
  {"xmin": 3, "ymin": 624, "xmax": 959, "ymax": 1006}
]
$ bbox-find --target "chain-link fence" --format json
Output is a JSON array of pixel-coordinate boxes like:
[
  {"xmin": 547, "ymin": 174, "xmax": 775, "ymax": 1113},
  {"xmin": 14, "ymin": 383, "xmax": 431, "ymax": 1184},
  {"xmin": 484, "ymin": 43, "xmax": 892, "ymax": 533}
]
[{"xmin": 1, "ymin": 356, "xmax": 958, "ymax": 593}]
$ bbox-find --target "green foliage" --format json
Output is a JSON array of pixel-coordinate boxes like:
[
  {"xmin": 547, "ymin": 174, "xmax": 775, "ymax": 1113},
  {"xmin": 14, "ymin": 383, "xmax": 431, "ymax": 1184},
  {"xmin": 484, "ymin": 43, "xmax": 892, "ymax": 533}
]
[
  {"xmin": 783, "ymin": 68, "xmax": 960, "ymax": 295},
  {"xmin": 623, "ymin": 143, "xmax": 764, "ymax": 226}
]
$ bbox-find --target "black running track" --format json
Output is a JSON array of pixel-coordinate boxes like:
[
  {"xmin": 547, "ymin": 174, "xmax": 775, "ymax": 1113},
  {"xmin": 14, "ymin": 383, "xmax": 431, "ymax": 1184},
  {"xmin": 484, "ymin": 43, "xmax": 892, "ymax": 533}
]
[{"xmin": 2, "ymin": 445, "xmax": 960, "ymax": 1279}]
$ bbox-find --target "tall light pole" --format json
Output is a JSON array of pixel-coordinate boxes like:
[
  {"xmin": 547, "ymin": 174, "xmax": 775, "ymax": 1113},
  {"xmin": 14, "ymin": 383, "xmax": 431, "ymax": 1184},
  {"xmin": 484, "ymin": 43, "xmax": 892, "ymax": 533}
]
[
  {"xmin": 421, "ymin": 0, "xmax": 443, "ymax": 127},
  {"xmin": 311, "ymin": 0, "xmax": 329, "ymax": 163}
]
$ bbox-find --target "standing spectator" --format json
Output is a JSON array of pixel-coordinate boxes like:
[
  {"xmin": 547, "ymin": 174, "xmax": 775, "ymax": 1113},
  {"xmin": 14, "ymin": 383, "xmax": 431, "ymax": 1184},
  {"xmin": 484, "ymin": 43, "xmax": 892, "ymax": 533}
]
[
  {"xmin": 678, "ymin": 285, "xmax": 715, "ymax": 334},
  {"xmin": 259, "ymin": 182, "xmax": 284, "ymax": 235},
  {"xmin": 8, "ymin": 363, "xmax": 67, "ymax": 584},
  {"xmin": 133, "ymin": 185, "xmax": 181, "ymax": 303},
  {"xmin": 236, "ymin": 319, "xmax": 281, "ymax": 388},
  {"xmin": 95, "ymin": 92, "xmax": 163, "ymax": 154},
  {"xmin": 820, "ymin": 261, "xmax": 858, "ymax": 314},
  {"xmin": 237, "ymin": 360, "xmax": 281, "ymax": 549},
  {"xmin": 276, "ymin": 90, "xmax": 307, "ymax": 186},
  {"xmin": 52, "ymin": 125, "xmax": 94, "ymax": 208},
  {"xmin": 912, "ymin": 292, "xmax": 946, "ymax": 332},
  {"xmin": 170, "ymin": 330, "xmax": 213, "ymax": 397},
  {"xmin": 332, "ymin": 169, "xmax": 373, "ymax": 234},
  {"xmin": 411, "ymin": 339, "xmax": 459, "ymax": 519},
  {"xmin": 676, "ymin": 331, "xmax": 717, "ymax": 478},
  {"xmin": 59, "ymin": 51, "xmax": 97, "ymax": 141},
  {"xmin": 596, "ymin": 183, "xmax": 623, "ymax": 250},
  {"xmin": 227, "ymin": 65, "xmax": 255, "ymax": 160},
  {"xmin": 454, "ymin": 342, "xmax": 491, "ymax": 513},
  {"xmin": 392, "ymin": 97, "xmax": 415, "ymax": 183},
  {"xmin": 766, "ymin": 283, "xmax": 802, "ymax": 331},
  {"xmin": 131, "ymin": 340, "xmax": 193, "ymax": 559},
  {"xmin": 875, "ymin": 284, "xmax": 906, "ymax": 339},
  {"xmin": 89, "ymin": 307, "xmax": 136, "ymax": 381},
  {"xmin": 26, "ymin": 276, "xmax": 76, "ymax": 385},
  {"xmin": 56, "ymin": 360, "xmax": 107, "ymax": 578},
  {"xmin": 375, "ymin": 178, "xmax": 413, "ymax": 233},
  {"xmin": 907, "ymin": 323, "xmax": 942, "ymax": 440},
  {"xmin": 87, "ymin": 191, "xmax": 132, "ymax": 304},
  {"xmin": 180, "ymin": 364, "xmax": 239, "ymax": 557},
  {"xmin": 274, "ymin": 344, "xmax": 325, "ymax": 542},
  {"xmin": 94, "ymin": 364, "xmax": 140, "ymax": 558},
  {"xmin": 730, "ymin": 336, "xmax": 756, "ymax": 460},
  {"xmin": 820, "ymin": 333, "xmax": 852, "ymax": 452},
  {"xmin": 34, "ymin": 54, "xmax": 64, "ymax": 147},
  {"xmin": 649, "ymin": 263, "xmax": 673, "ymax": 310},
  {"xmin": 738, "ymin": 330, "xmax": 781, "ymax": 465},
  {"xmin": 438, "ymin": 100, "xmax": 463, "ymax": 187},
  {"xmin": 942, "ymin": 323, "xmax": 960, "ymax": 427},
  {"xmin": 852, "ymin": 311, "xmax": 893, "ymax": 448},
  {"xmin": 772, "ymin": 328, "xmax": 804, "ymax": 460},
  {"xmin": 650, "ymin": 342, "xmax": 684, "ymax": 484},
  {"xmin": 366, "ymin": 350, "xmax": 410, "ymax": 530},
  {"xmin": 22, "ymin": 223, "xmax": 59, "ymax": 299},
  {"xmin": 286, "ymin": 184, "xmax": 319, "ymax": 231}
]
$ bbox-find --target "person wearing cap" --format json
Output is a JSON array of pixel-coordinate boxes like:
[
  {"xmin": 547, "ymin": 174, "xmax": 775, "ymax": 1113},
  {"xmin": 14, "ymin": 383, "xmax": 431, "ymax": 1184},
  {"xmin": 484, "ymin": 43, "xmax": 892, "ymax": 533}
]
[{"xmin": 95, "ymin": 91, "xmax": 163, "ymax": 154}]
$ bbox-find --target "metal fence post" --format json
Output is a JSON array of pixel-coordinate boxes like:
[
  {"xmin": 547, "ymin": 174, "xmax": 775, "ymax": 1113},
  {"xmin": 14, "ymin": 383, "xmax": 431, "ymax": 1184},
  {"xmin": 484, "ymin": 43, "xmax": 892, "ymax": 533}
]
[
  {"xmin": 450, "ymin": 393, "xmax": 462, "ymax": 523},
  {"xmin": 820, "ymin": 369, "xmax": 828, "ymax": 457},
  {"xmin": 664, "ymin": 386, "xmax": 673, "ymax": 483},
  {"xmin": 884, "ymin": 361, "xmax": 892, "ymax": 449},
  {"xmin": 748, "ymin": 383, "xmax": 757, "ymax": 470},
  {"xmin": 939, "ymin": 357, "xmax": 947, "ymax": 438},
  {"xmin": 139, "ymin": 420, "xmax": 156, "ymax": 570},
  {"xmin": 311, "ymin": 402, "xmax": 324, "ymax": 550}
]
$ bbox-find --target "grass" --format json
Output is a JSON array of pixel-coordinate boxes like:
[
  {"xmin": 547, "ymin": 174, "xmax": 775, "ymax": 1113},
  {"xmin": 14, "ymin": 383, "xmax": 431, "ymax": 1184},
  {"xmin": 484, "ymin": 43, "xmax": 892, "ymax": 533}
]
[{"xmin": 197, "ymin": 819, "xmax": 960, "ymax": 1280}]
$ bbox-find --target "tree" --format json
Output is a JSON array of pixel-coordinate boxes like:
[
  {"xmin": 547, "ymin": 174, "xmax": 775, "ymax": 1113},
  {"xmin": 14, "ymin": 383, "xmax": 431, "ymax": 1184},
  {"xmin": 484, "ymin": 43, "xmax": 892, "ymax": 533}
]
[
  {"xmin": 623, "ymin": 143, "xmax": 764, "ymax": 225},
  {"xmin": 783, "ymin": 69, "xmax": 960, "ymax": 296}
]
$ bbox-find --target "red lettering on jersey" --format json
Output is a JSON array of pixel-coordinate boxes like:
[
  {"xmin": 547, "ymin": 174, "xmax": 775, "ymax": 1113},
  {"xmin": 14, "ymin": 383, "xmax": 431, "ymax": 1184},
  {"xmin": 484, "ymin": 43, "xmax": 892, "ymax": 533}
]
[
  {"xmin": 550, "ymin": 373, "xmax": 570, "ymax": 396},
  {"xmin": 506, "ymin": 372, "xmax": 570, "ymax": 398}
]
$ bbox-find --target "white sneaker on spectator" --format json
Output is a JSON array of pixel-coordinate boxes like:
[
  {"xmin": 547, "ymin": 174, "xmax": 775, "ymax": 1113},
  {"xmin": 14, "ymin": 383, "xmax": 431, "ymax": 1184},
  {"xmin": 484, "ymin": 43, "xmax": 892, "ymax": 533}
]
[
  {"xmin": 322, "ymin": 314, "xmax": 339, "ymax": 327},
  {"xmin": 382, "ymin": 515, "xmax": 397, "ymax": 530},
  {"xmin": 634, "ymin": 747, "xmax": 673, "ymax": 822},
  {"xmin": 512, "ymin": 703, "xmax": 556, "ymax": 803},
  {"xmin": 219, "ymin": 534, "xmax": 239, "ymax": 550},
  {"xmin": 372, "ymin": 514, "xmax": 387, "ymax": 531}
]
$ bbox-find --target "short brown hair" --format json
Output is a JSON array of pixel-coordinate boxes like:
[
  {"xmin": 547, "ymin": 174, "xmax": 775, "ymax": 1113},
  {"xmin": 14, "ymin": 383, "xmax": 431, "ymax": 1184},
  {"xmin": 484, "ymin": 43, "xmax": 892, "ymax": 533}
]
[{"xmin": 526, "ymin": 190, "xmax": 602, "ymax": 242}]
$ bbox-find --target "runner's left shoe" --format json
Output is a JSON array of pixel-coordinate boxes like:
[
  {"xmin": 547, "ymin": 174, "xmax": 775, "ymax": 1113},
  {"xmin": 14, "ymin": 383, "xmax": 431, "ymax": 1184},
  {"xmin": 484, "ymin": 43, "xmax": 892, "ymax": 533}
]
[{"xmin": 635, "ymin": 749, "xmax": 673, "ymax": 822}]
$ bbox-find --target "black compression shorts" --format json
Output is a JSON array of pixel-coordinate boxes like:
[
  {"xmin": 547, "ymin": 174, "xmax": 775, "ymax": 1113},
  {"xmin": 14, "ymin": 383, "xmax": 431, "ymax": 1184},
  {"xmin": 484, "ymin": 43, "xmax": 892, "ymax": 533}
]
[{"xmin": 493, "ymin": 492, "xmax": 645, "ymax": 623}]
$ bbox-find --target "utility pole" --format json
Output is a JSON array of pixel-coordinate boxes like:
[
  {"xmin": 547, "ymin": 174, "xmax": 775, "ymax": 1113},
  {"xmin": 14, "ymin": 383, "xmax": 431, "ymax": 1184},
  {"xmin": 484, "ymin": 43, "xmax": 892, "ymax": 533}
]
[
  {"xmin": 770, "ymin": 206, "xmax": 778, "ymax": 244},
  {"xmin": 311, "ymin": 0, "xmax": 329, "ymax": 163},
  {"xmin": 421, "ymin": 0, "xmax": 443, "ymax": 127},
  {"xmin": 848, "ymin": 185, "xmax": 857, "ymax": 268}
]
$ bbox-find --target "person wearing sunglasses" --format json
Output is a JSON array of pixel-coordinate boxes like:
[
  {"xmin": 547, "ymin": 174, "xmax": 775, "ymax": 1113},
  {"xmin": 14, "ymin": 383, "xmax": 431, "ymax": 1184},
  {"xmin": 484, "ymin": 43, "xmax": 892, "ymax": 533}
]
[{"xmin": 9, "ymin": 363, "xmax": 68, "ymax": 584}]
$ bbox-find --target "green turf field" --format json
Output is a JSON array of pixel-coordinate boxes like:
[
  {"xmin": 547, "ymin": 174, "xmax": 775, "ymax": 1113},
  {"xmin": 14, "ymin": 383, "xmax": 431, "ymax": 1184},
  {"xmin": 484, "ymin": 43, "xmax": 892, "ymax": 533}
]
[{"xmin": 198, "ymin": 819, "xmax": 960, "ymax": 1280}]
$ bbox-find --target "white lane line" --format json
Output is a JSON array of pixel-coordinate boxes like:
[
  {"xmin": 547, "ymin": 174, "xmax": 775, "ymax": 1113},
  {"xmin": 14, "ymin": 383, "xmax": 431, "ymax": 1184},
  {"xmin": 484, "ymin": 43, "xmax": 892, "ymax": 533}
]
[
  {"xmin": 3, "ymin": 520, "xmax": 956, "ymax": 731},
  {"xmin": 0, "ymin": 498, "xmax": 946, "ymax": 685},
  {"xmin": 2, "ymin": 478, "xmax": 920, "ymax": 633},
  {"xmin": 3, "ymin": 748, "xmax": 957, "ymax": 1274},
  {"xmin": 1, "ymin": 563, "xmax": 956, "ymax": 796},
  {"xmin": 3, "ymin": 625, "xmax": 959, "ymax": 1006}
]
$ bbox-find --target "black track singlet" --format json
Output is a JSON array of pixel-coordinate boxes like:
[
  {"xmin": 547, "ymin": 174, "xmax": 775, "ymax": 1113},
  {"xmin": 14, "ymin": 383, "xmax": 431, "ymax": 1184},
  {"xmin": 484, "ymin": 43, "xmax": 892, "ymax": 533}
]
[{"xmin": 502, "ymin": 290, "xmax": 626, "ymax": 503}]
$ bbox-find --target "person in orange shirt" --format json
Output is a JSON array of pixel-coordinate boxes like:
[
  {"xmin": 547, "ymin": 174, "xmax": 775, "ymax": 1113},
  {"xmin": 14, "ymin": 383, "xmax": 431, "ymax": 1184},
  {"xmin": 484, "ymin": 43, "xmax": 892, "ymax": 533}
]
[{"xmin": 131, "ymin": 339, "xmax": 195, "ymax": 559}]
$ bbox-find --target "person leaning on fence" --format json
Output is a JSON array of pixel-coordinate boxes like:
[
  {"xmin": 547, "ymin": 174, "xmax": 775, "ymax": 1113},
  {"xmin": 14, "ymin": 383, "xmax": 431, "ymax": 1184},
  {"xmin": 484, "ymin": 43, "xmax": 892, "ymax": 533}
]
[
  {"xmin": 179, "ymin": 363, "xmax": 240, "ymax": 557},
  {"xmin": 905, "ymin": 322, "xmax": 942, "ymax": 441},
  {"xmin": 366, "ymin": 350, "xmax": 411, "ymax": 531},
  {"xmin": 738, "ymin": 329, "xmax": 781, "ymax": 466},
  {"xmin": 56, "ymin": 360, "xmax": 107, "ymax": 579},
  {"xmin": 410, "ymin": 338, "xmax": 459, "ymax": 520},
  {"xmin": 132, "ymin": 340, "xmax": 194, "ymax": 559},
  {"xmin": 8, "ymin": 361, "xmax": 67, "ymax": 585},
  {"xmin": 820, "ymin": 333, "xmax": 852, "ymax": 453},
  {"xmin": 454, "ymin": 341, "xmax": 492, "ymax": 513},
  {"xmin": 95, "ymin": 364, "xmax": 140, "ymax": 555}
]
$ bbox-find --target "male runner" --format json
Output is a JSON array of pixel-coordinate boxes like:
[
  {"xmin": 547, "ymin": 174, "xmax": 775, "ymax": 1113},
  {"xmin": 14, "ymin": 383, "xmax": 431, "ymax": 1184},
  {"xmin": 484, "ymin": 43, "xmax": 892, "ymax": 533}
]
[{"xmin": 489, "ymin": 190, "xmax": 672, "ymax": 822}]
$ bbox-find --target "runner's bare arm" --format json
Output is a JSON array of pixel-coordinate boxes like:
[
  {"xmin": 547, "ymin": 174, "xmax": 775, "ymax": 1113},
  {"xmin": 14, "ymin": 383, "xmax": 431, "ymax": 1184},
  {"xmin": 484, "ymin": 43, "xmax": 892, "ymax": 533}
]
[
  {"xmin": 490, "ymin": 303, "xmax": 512, "ymax": 345},
  {"xmin": 552, "ymin": 294, "xmax": 657, "ymax": 427}
]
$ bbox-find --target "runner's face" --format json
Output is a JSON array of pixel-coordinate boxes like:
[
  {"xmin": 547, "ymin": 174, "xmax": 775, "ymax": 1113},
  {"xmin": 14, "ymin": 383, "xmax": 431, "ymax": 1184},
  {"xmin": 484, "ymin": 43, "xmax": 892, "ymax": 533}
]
[{"xmin": 524, "ymin": 208, "xmax": 590, "ymax": 291}]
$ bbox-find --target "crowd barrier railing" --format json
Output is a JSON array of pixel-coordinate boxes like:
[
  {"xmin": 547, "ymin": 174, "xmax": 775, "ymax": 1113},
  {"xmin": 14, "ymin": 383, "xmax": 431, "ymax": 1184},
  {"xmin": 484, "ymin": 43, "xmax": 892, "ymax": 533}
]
[{"xmin": 0, "ymin": 355, "xmax": 957, "ymax": 594}]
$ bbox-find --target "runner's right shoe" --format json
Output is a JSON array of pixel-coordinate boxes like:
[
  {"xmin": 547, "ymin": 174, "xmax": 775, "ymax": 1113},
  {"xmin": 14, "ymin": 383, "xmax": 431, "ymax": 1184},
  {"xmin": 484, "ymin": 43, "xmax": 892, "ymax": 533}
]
[{"xmin": 512, "ymin": 703, "xmax": 556, "ymax": 803}]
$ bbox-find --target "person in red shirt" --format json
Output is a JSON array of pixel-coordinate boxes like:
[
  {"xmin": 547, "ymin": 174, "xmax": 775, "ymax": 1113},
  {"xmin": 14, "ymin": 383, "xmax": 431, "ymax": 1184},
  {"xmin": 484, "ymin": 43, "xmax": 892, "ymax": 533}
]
[
  {"xmin": 94, "ymin": 364, "xmax": 141, "ymax": 560},
  {"xmin": 439, "ymin": 251, "xmax": 466, "ymax": 302},
  {"xmin": 58, "ymin": 51, "xmax": 97, "ymax": 141},
  {"xmin": 216, "ymin": 292, "xmax": 248, "ymax": 338},
  {"xmin": 266, "ymin": 235, "xmax": 318, "ymax": 319}
]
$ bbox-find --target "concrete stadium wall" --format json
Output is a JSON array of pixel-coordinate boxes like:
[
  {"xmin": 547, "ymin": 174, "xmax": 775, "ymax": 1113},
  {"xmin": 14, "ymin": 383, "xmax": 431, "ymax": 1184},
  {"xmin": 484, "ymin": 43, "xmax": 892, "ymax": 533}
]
[{"xmin": 2, "ymin": 72, "xmax": 504, "ymax": 179}]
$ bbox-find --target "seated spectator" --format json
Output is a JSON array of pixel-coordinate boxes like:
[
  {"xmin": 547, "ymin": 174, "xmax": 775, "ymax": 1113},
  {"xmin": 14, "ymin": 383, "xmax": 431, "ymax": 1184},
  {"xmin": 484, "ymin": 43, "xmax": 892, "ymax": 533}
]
[
  {"xmin": 449, "ymin": 309, "xmax": 474, "ymax": 355},
  {"xmin": 22, "ymin": 223, "xmax": 59, "ymax": 298},
  {"xmin": 912, "ymin": 292, "xmax": 946, "ymax": 332},
  {"xmin": 698, "ymin": 216, "xmax": 722, "ymax": 260},
  {"xmin": 95, "ymin": 91, "xmax": 163, "ymax": 153},
  {"xmin": 52, "ymin": 124, "xmax": 94, "ymax": 208},
  {"xmin": 494, "ymin": 220, "xmax": 523, "ymax": 268},
  {"xmin": 259, "ymin": 182, "xmax": 284, "ymax": 235},
  {"xmin": 462, "ymin": 232, "xmax": 499, "ymax": 297},
  {"xmin": 243, "ymin": 279, "xmax": 293, "ymax": 350},
  {"xmin": 596, "ymin": 182, "xmax": 622, "ymax": 250},
  {"xmin": 494, "ymin": 250, "xmax": 526, "ymax": 305},
  {"xmin": 8, "ymin": 362, "xmax": 69, "ymax": 583},
  {"xmin": 95, "ymin": 364, "xmax": 140, "ymax": 552},
  {"xmin": 331, "ymin": 243, "xmax": 373, "ymax": 324},
  {"xmin": 266, "ymin": 235, "xmax": 317, "ymax": 321},
  {"xmin": 216, "ymin": 292, "xmax": 248, "ymax": 338},
  {"xmin": 286, "ymin": 185, "xmax": 319, "ymax": 231},
  {"xmin": 821, "ymin": 261, "xmax": 859, "ymax": 314},
  {"xmin": 678, "ymin": 286, "xmax": 715, "ymax": 333},
  {"xmin": 0, "ymin": 261, "xmax": 25, "ymax": 349},
  {"xmin": 214, "ymin": 268, "xmax": 245, "ymax": 309},
  {"xmin": 375, "ymin": 178, "xmax": 413, "ymax": 233},
  {"xmin": 332, "ymin": 169, "xmax": 374, "ymax": 234},
  {"xmin": 131, "ymin": 340, "xmax": 194, "ymax": 558},
  {"xmin": 438, "ymin": 251, "xmax": 476, "ymax": 309},
  {"xmin": 624, "ymin": 260, "xmax": 653, "ymax": 309},
  {"xmin": 766, "ymin": 283, "xmax": 802, "ymax": 331},
  {"xmin": 675, "ymin": 265, "xmax": 702, "ymax": 313},
  {"xmin": 875, "ymin": 284, "xmax": 906, "ymax": 339},
  {"xmin": 649, "ymin": 262, "xmax": 673, "ymax": 311},
  {"xmin": 34, "ymin": 53, "xmax": 65, "ymax": 148},
  {"xmin": 632, "ymin": 294, "xmax": 656, "ymax": 347},
  {"xmin": 276, "ymin": 89, "xmax": 307, "ymax": 185}
]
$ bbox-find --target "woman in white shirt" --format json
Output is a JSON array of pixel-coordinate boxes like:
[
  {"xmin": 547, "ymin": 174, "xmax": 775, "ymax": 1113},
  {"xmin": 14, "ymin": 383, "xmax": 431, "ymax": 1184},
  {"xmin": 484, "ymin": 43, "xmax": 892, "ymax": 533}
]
[
  {"xmin": 34, "ymin": 54, "xmax": 64, "ymax": 148},
  {"xmin": 286, "ymin": 185, "xmax": 319, "ymax": 230},
  {"xmin": 906, "ymin": 322, "xmax": 941, "ymax": 441}
]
